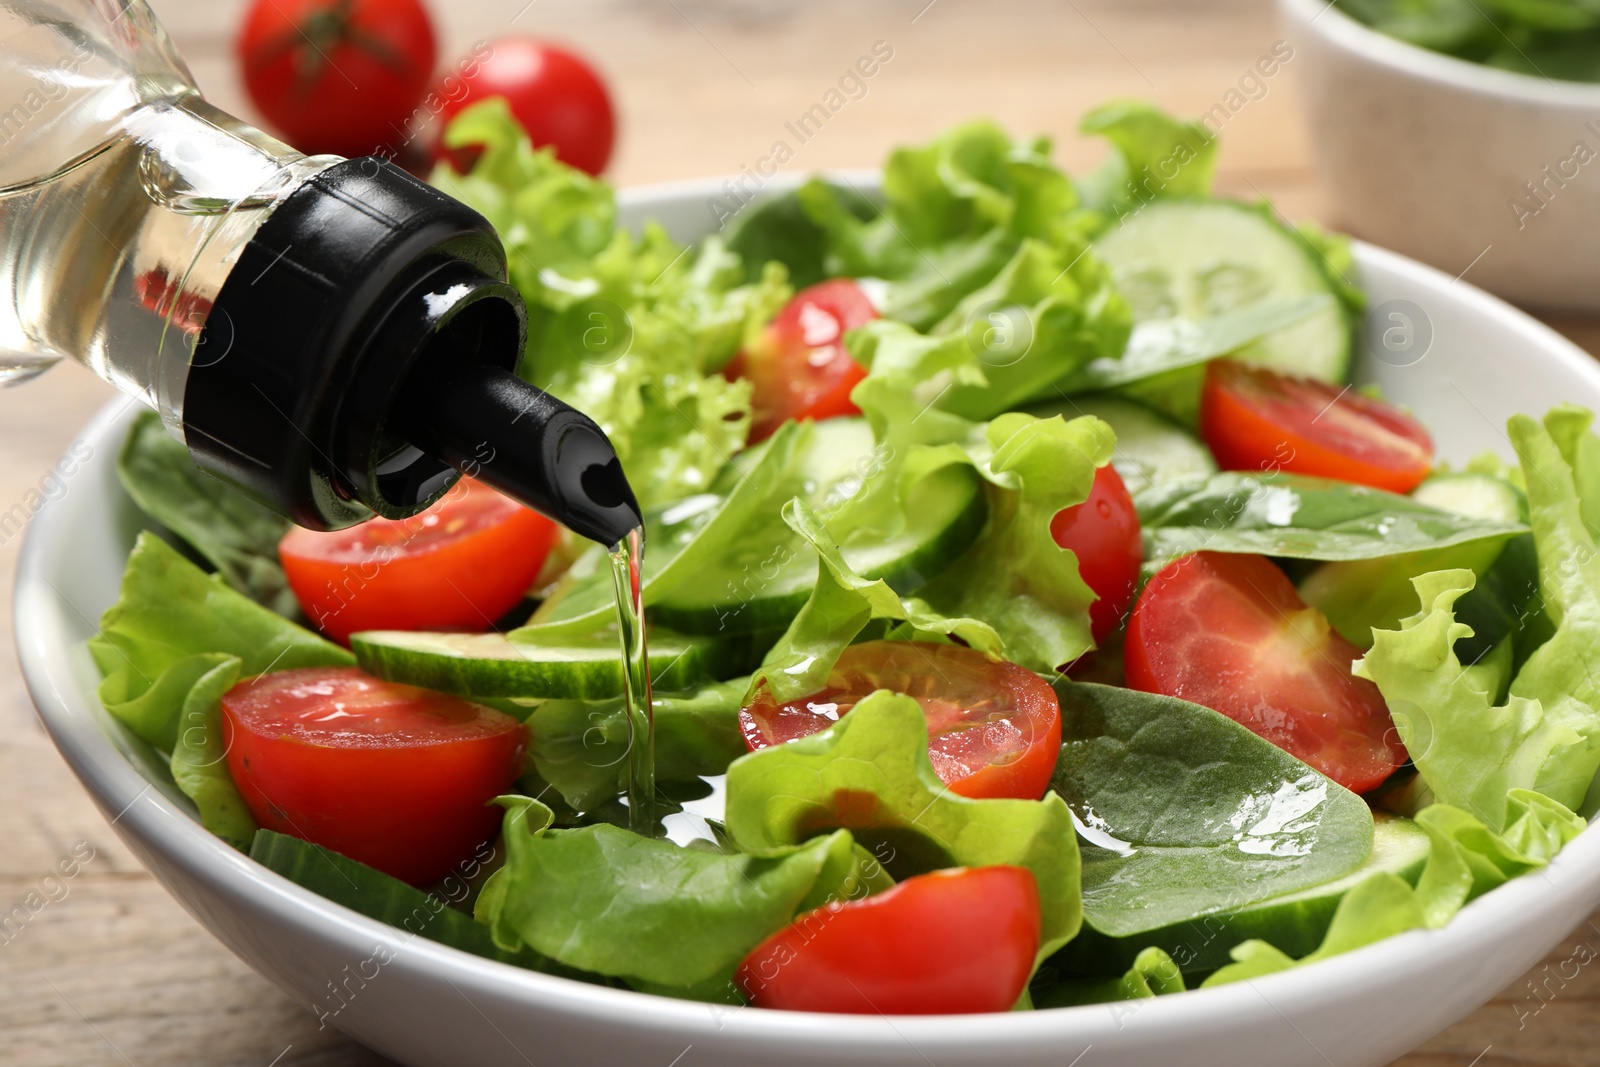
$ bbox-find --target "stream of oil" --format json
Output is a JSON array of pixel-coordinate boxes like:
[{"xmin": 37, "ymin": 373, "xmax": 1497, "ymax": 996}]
[{"xmin": 607, "ymin": 526, "xmax": 655, "ymax": 836}]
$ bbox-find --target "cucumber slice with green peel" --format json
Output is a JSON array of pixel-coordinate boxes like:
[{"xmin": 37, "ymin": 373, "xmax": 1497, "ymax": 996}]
[
  {"xmin": 1055, "ymin": 814, "xmax": 1430, "ymax": 977},
  {"xmin": 1093, "ymin": 199, "xmax": 1353, "ymax": 425},
  {"xmin": 650, "ymin": 418, "xmax": 987, "ymax": 636},
  {"xmin": 1023, "ymin": 393, "xmax": 1215, "ymax": 496},
  {"xmin": 351, "ymin": 627, "xmax": 746, "ymax": 701}
]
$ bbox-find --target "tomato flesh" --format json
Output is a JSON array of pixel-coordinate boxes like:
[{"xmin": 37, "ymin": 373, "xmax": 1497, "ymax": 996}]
[
  {"xmin": 723, "ymin": 279, "xmax": 878, "ymax": 443},
  {"xmin": 1200, "ymin": 359, "xmax": 1434, "ymax": 493},
  {"xmin": 1125, "ymin": 551, "xmax": 1405, "ymax": 793},
  {"xmin": 221, "ymin": 667, "xmax": 526, "ymax": 885},
  {"xmin": 279, "ymin": 477, "xmax": 557, "ymax": 644},
  {"xmin": 739, "ymin": 641, "xmax": 1062, "ymax": 801},
  {"xmin": 736, "ymin": 866, "xmax": 1040, "ymax": 1014},
  {"xmin": 1051, "ymin": 464, "xmax": 1142, "ymax": 645},
  {"xmin": 238, "ymin": 0, "xmax": 437, "ymax": 159},
  {"xmin": 432, "ymin": 37, "xmax": 616, "ymax": 176}
]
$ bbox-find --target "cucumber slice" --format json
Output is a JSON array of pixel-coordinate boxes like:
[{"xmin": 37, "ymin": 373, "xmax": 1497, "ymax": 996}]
[
  {"xmin": 1094, "ymin": 199, "xmax": 1353, "ymax": 424},
  {"xmin": 351, "ymin": 627, "xmax": 750, "ymax": 700},
  {"xmin": 1055, "ymin": 814, "xmax": 1430, "ymax": 977},
  {"xmin": 1412, "ymin": 472, "xmax": 1527, "ymax": 523},
  {"xmin": 1300, "ymin": 470, "xmax": 1532, "ymax": 649},
  {"xmin": 651, "ymin": 419, "xmax": 986, "ymax": 635},
  {"xmin": 1023, "ymin": 394, "xmax": 1215, "ymax": 495}
]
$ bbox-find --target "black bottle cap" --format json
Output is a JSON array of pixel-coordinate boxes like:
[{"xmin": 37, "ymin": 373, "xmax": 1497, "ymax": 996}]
[{"xmin": 182, "ymin": 157, "xmax": 640, "ymax": 543}]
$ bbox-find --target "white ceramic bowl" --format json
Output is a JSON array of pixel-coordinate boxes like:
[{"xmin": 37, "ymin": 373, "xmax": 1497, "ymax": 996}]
[
  {"xmin": 18, "ymin": 176, "xmax": 1600, "ymax": 1067},
  {"xmin": 1281, "ymin": 0, "xmax": 1600, "ymax": 312}
]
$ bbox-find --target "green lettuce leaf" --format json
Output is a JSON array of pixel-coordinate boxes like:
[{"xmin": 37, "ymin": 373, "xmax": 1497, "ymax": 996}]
[
  {"xmin": 92, "ymin": 535, "xmax": 353, "ymax": 849},
  {"xmin": 170, "ymin": 656, "xmax": 256, "ymax": 849},
  {"xmin": 482, "ymin": 795, "xmax": 875, "ymax": 993},
  {"xmin": 747, "ymin": 498, "xmax": 1001, "ymax": 705},
  {"xmin": 1035, "ymin": 944, "xmax": 1187, "ymax": 1008},
  {"xmin": 1354, "ymin": 408, "xmax": 1600, "ymax": 828},
  {"xmin": 524, "ymin": 677, "xmax": 751, "ymax": 812},
  {"xmin": 93, "ymin": 533, "xmax": 353, "ymax": 749},
  {"xmin": 116, "ymin": 411, "xmax": 294, "ymax": 615},
  {"xmin": 1074, "ymin": 101, "xmax": 1218, "ymax": 222},
  {"xmin": 917, "ymin": 412, "xmax": 1108, "ymax": 672},
  {"xmin": 723, "ymin": 689, "xmax": 1082, "ymax": 963},
  {"xmin": 431, "ymin": 99, "xmax": 785, "ymax": 508},
  {"xmin": 1137, "ymin": 471, "xmax": 1527, "ymax": 565},
  {"xmin": 1050, "ymin": 681, "xmax": 1374, "ymax": 939}
]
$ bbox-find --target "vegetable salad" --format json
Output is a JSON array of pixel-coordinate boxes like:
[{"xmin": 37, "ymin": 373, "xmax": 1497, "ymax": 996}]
[{"xmin": 92, "ymin": 97, "xmax": 1595, "ymax": 1014}]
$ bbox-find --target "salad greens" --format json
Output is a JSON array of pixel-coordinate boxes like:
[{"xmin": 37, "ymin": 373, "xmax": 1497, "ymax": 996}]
[
  {"xmin": 431, "ymin": 99, "xmax": 785, "ymax": 510},
  {"xmin": 1048, "ymin": 682, "xmax": 1374, "ymax": 938},
  {"xmin": 1337, "ymin": 0, "xmax": 1600, "ymax": 83},
  {"xmin": 117, "ymin": 411, "xmax": 294, "ymax": 615},
  {"xmin": 1136, "ymin": 470, "xmax": 1528, "ymax": 565},
  {"xmin": 723, "ymin": 690, "xmax": 1082, "ymax": 964},
  {"xmin": 88, "ymin": 94, "xmax": 1600, "ymax": 1019},
  {"xmin": 480, "ymin": 795, "xmax": 883, "ymax": 996}
]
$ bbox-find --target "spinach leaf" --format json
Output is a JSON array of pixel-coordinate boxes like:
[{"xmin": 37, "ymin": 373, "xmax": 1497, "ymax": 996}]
[
  {"xmin": 1136, "ymin": 471, "xmax": 1528, "ymax": 565},
  {"xmin": 724, "ymin": 689, "xmax": 1082, "ymax": 963},
  {"xmin": 1050, "ymin": 681, "xmax": 1373, "ymax": 938},
  {"xmin": 1056, "ymin": 295, "xmax": 1331, "ymax": 393},
  {"xmin": 117, "ymin": 411, "xmax": 295, "ymax": 615}
]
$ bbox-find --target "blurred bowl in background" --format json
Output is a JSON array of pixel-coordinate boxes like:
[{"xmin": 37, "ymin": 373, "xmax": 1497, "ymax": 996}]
[{"xmin": 1281, "ymin": 0, "xmax": 1600, "ymax": 313}]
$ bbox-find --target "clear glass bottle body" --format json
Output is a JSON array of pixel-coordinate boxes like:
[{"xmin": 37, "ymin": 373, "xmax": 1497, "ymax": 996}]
[{"xmin": 0, "ymin": 0, "xmax": 337, "ymax": 432}]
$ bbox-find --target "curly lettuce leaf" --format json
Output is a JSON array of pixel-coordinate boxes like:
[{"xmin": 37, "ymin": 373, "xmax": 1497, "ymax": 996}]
[
  {"xmin": 481, "ymin": 794, "xmax": 874, "ymax": 993},
  {"xmin": 1035, "ymin": 945, "xmax": 1187, "ymax": 1008},
  {"xmin": 1355, "ymin": 408, "xmax": 1600, "ymax": 828},
  {"xmin": 1075, "ymin": 100, "xmax": 1218, "ymax": 222},
  {"xmin": 431, "ymin": 99, "xmax": 785, "ymax": 508},
  {"xmin": 116, "ymin": 412, "xmax": 294, "ymax": 615},
  {"xmin": 917, "ymin": 412, "xmax": 1109, "ymax": 672},
  {"xmin": 747, "ymin": 499, "xmax": 1001, "ymax": 705},
  {"xmin": 93, "ymin": 534, "xmax": 353, "ymax": 747},
  {"xmin": 90, "ymin": 535, "xmax": 352, "ymax": 849},
  {"xmin": 724, "ymin": 689, "xmax": 1082, "ymax": 963}
]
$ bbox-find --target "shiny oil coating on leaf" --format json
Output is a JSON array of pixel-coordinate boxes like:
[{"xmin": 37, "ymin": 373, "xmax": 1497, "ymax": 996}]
[
  {"xmin": 1049, "ymin": 681, "xmax": 1372, "ymax": 938},
  {"xmin": 1136, "ymin": 471, "xmax": 1527, "ymax": 565}
]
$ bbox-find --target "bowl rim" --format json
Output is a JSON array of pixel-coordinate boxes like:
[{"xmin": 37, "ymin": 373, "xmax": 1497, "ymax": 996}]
[
  {"xmin": 19, "ymin": 176, "xmax": 1600, "ymax": 1049},
  {"xmin": 1280, "ymin": 0, "xmax": 1600, "ymax": 104}
]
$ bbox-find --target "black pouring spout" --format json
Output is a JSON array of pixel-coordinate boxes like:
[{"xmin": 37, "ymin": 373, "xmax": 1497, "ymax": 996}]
[{"xmin": 392, "ymin": 359, "xmax": 643, "ymax": 548}]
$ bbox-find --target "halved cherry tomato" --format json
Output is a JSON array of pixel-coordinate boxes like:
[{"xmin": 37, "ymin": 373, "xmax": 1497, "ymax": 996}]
[
  {"xmin": 738, "ymin": 641, "xmax": 1062, "ymax": 800},
  {"xmin": 220, "ymin": 667, "xmax": 526, "ymax": 885},
  {"xmin": 1200, "ymin": 359, "xmax": 1434, "ymax": 493},
  {"xmin": 736, "ymin": 866, "xmax": 1040, "ymax": 1014},
  {"xmin": 237, "ymin": 0, "xmax": 437, "ymax": 159},
  {"xmin": 1125, "ymin": 551, "xmax": 1405, "ymax": 793},
  {"xmin": 431, "ymin": 38, "xmax": 616, "ymax": 176},
  {"xmin": 722, "ymin": 279, "xmax": 878, "ymax": 443},
  {"xmin": 1051, "ymin": 464, "xmax": 1142, "ymax": 645},
  {"xmin": 279, "ymin": 477, "xmax": 557, "ymax": 643}
]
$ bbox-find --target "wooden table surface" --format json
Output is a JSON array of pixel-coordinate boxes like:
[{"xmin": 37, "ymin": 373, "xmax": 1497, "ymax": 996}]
[{"xmin": 4, "ymin": 1, "xmax": 1600, "ymax": 1064}]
